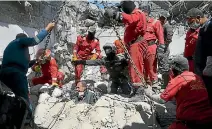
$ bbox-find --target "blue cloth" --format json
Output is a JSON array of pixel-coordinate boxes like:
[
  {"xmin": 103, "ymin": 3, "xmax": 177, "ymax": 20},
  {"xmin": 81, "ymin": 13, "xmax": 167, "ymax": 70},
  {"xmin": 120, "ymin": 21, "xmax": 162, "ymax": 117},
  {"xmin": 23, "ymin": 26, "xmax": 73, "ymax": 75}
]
[
  {"xmin": 1, "ymin": 29, "xmax": 48, "ymax": 74},
  {"xmin": 0, "ymin": 29, "xmax": 48, "ymax": 112}
]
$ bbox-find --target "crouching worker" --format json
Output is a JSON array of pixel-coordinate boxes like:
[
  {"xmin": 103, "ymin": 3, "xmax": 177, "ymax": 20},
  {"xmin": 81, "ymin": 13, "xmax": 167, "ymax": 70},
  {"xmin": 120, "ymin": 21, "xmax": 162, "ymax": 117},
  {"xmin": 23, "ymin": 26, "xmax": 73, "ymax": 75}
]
[
  {"xmin": 31, "ymin": 49, "xmax": 64, "ymax": 87},
  {"xmin": 144, "ymin": 55, "xmax": 212, "ymax": 129},
  {"xmin": 75, "ymin": 81, "xmax": 98, "ymax": 104},
  {"xmin": 72, "ymin": 43, "xmax": 131, "ymax": 95}
]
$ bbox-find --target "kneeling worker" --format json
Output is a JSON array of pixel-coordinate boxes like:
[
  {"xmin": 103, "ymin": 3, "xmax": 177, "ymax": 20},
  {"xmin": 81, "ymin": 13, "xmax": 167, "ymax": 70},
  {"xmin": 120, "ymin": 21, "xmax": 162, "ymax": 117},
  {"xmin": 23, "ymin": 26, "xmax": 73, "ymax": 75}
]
[
  {"xmin": 144, "ymin": 55, "xmax": 212, "ymax": 129},
  {"xmin": 31, "ymin": 49, "xmax": 64, "ymax": 87}
]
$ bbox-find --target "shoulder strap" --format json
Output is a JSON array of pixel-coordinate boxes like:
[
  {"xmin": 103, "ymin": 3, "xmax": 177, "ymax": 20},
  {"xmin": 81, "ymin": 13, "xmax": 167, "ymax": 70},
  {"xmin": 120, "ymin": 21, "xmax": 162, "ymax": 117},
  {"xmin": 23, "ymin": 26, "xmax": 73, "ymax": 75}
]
[{"xmin": 204, "ymin": 19, "xmax": 212, "ymax": 32}]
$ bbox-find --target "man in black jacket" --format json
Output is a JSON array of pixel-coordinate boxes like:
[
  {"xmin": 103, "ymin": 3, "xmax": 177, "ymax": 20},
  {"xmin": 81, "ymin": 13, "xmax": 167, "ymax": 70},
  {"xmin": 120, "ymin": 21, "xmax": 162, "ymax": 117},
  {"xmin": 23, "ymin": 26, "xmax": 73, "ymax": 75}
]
[
  {"xmin": 72, "ymin": 43, "xmax": 131, "ymax": 95},
  {"xmin": 192, "ymin": 8, "xmax": 212, "ymax": 103},
  {"xmin": 158, "ymin": 12, "xmax": 174, "ymax": 89}
]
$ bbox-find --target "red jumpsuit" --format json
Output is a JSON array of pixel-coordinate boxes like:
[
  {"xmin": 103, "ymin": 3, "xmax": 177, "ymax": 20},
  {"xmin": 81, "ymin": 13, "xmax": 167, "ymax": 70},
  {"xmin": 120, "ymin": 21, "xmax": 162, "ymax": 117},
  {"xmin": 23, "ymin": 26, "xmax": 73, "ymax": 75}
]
[
  {"xmin": 143, "ymin": 18, "xmax": 164, "ymax": 83},
  {"xmin": 122, "ymin": 8, "xmax": 147, "ymax": 87},
  {"xmin": 114, "ymin": 39, "xmax": 125, "ymax": 54},
  {"xmin": 184, "ymin": 28, "xmax": 199, "ymax": 72},
  {"xmin": 161, "ymin": 71, "xmax": 212, "ymax": 129},
  {"xmin": 73, "ymin": 35, "xmax": 101, "ymax": 81},
  {"xmin": 32, "ymin": 58, "xmax": 64, "ymax": 87}
]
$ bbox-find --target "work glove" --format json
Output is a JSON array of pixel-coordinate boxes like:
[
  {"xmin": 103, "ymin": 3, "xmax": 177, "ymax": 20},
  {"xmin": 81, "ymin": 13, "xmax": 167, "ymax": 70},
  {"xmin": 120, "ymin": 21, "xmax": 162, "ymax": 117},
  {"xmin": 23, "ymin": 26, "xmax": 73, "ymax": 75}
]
[
  {"xmin": 45, "ymin": 22, "xmax": 55, "ymax": 32},
  {"xmin": 72, "ymin": 55, "xmax": 78, "ymax": 61},
  {"xmin": 90, "ymin": 54, "xmax": 98, "ymax": 60},
  {"xmin": 52, "ymin": 82, "xmax": 59, "ymax": 87},
  {"xmin": 34, "ymin": 65, "xmax": 41, "ymax": 73}
]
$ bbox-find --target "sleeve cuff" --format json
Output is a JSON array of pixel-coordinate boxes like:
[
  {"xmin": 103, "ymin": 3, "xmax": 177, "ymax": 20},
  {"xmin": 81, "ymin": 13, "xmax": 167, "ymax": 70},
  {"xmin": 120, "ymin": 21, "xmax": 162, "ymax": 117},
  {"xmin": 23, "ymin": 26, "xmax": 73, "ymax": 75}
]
[{"xmin": 34, "ymin": 29, "xmax": 48, "ymax": 43}]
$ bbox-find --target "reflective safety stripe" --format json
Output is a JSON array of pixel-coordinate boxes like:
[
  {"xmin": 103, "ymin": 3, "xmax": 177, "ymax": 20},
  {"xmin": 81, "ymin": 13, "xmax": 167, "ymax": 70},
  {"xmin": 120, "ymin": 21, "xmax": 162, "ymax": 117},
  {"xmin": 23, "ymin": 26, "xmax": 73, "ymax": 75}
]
[
  {"xmin": 52, "ymin": 78, "xmax": 57, "ymax": 81},
  {"xmin": 34, "ymin": 36, "xmax": 40, "ymax": 43}
]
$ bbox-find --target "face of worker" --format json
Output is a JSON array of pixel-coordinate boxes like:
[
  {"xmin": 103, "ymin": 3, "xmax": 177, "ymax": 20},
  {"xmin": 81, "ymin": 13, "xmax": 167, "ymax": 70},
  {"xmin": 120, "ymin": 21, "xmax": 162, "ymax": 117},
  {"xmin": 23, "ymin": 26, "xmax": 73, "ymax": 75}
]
[
  {"xmin": 104, "ymin": 48, "xmax": 115, "ymax": 59},
  {"xmin": 76, "ymin": 82, "xmax": 86, "ymax": 92},
  {"xmin": 159, "ymin": 16, "xmax": 167, "ymax": 25},
  {"xmin": 187, "ymin": 16, "xmax": 201, "ymax": 30}
]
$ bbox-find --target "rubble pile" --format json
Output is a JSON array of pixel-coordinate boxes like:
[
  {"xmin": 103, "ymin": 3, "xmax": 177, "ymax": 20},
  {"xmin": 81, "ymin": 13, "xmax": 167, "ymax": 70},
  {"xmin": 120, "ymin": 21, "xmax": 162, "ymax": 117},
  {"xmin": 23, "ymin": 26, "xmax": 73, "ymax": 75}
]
[
  {"xmin": 29, "ymin": 68, "xmax": 176, "ymax": 129},
  {"xmin": 30, "ymin": 83, "xmax": 156, "ymax": 129}
]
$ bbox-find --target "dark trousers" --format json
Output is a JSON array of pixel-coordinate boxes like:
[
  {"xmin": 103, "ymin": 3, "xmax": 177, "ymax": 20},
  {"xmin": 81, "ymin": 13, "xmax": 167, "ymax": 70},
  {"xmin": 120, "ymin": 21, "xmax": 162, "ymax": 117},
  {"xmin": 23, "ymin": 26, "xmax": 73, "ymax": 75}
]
[
  {"xmin": 202, "ymin": 76, "xmax": 212, "ymax": 105},
  {"xmin": 162, "ymin": 72, "xmax": 169, "ymax": 89},
  {"xmin": 110, "ymin": 81, "xmax": 131, "ymax": 95},
  {"xmin": 0, "ymin": 68, "xmax": 29, "ymax": 103}
]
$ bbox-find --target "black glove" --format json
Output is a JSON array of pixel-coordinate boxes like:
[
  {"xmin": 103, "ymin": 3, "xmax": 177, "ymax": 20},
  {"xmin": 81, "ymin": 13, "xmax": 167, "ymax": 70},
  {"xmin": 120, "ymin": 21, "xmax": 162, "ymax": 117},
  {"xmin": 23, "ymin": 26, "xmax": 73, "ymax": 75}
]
[
  {"xmin": 29, "ymin": 59, "xmax": 36, "ymax": 68},
  {"xmin": 157, "ymin": 44, "xmax": 166, "ymax": 54},
  {"xmin": 71, "ymin": 60, "xmax": 86, "ymax": 66}
]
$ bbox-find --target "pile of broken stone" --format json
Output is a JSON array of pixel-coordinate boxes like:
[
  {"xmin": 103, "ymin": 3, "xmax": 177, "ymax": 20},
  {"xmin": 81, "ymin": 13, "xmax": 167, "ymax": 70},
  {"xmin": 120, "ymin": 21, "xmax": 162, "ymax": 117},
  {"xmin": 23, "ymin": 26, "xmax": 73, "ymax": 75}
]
[
  {"xmin": 28, "ymin": 65, "xmax": 176, "ymax": 129},
  {"xmin": 26, "ymin": 1, "xmax": 177, "ymax": 129}
]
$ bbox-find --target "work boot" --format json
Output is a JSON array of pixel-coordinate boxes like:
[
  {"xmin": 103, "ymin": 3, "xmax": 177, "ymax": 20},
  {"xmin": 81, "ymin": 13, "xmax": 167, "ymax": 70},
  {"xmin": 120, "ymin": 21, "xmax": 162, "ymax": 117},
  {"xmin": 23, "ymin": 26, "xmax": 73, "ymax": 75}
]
[{"xmin": 128, "ymin": 87, "xmax": 145, "ymax": 102}]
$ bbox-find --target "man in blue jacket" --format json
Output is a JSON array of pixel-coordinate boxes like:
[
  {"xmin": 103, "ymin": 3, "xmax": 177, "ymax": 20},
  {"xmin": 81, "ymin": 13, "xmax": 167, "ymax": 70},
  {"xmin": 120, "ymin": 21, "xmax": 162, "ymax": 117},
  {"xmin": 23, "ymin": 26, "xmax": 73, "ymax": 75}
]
[{"xmin": 0, "ymin": 22, "xmax": 55, "ymax": 110}]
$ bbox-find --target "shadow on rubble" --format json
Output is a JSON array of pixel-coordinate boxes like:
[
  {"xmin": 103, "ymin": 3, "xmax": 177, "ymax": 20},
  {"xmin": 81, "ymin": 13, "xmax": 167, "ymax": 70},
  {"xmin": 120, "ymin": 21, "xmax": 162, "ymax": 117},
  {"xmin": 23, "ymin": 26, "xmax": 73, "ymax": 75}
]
[{"xmin": 123, "ymin": 122, "xmax": 148, "ymax": 129}]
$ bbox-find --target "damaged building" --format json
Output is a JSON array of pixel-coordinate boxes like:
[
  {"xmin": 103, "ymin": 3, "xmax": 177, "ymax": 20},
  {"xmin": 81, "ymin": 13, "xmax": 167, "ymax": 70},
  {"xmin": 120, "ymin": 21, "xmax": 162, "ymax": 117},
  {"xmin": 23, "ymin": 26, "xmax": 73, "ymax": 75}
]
[{"xmin": 1, "ymin": 1, "xmax": 212, "ymax": 129}]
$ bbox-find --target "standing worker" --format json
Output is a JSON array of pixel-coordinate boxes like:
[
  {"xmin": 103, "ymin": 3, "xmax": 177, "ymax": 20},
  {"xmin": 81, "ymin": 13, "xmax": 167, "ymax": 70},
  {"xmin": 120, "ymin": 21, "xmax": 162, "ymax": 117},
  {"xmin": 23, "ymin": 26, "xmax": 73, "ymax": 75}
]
[
  {"xmin": 72, "ymin": 26, "xmax": 101, "ymax": 84},
  {"xmin": 184, "ymin": 9, "xmax": 201, "ymax": 72},
  {"xmin": 0, "ymin": 22, "xmax": 55, "ymax": 111},
  {"xmin": 72, "ymin": 43, "xmax": 132, "ymax": 95},
  {"xmin": 193, "ymin": 8, "xmax": 212, "ymax": 104},
  {"xmin": 158, "ymin": 12, "xmax": 174, "ymax": 89},
  {"xmin": 104, "ymin": 1, "xmax": 148, "ymax": 95},
  {"xmin": 141, "ymin": 5, "xmax": 165, "ymax": 88}
]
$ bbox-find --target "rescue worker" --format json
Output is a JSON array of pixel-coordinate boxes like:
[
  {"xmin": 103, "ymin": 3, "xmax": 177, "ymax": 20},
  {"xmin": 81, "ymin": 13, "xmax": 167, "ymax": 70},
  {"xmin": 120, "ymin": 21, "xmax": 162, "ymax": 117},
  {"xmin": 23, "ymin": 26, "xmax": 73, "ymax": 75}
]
[
  {"xmin": 31, "ymin": 49, "xmax": 64, "ymax": 87},
  {"xmin": 184, "ymin": 9, "xmax": 201, "ymax": 72},
  {"xmin": 0, "ymin": 22, "xmax": 55, "ymax": 110},
  {"xmin": 72, "ymin": 43, "xmax": 131, "ymax": 95},
  {"xmin": 72, "ymin": 26, "xmax": 101, "ymax": 84},
  {"xmin": 104, "ymin": 1, "xmax": 148, "ymax": 93},
  {"xmin": 141, "ymin": 5, "xmax": 165, "ymax": 88},
  {"xmin": 145, "ymin": 55, "xmax": 212, "ymax": 129},
  {"xmin": 114, "ymin": 39, "xmax": 125, "ymax": 54},
  {"xmin": 75, "ymin": 81, "xmax": 98, "ymax": 104},
  {"xmin": 158, "ymin": 12, "xmax": 174, "ymax": 89},
  {"xmin": 193, "ymin": 8, "xmax": 212, "ymax": 104}
]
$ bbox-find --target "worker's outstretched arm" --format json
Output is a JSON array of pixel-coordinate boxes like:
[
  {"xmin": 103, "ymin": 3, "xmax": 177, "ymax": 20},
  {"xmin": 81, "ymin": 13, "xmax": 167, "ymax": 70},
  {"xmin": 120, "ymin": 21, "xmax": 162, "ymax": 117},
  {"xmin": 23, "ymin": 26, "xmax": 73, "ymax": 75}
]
[
  {"xmin": 160, "ymin": 76, "xmax": 185, "ymax": 102},
  {"xmin": 20, "ymin": 22, "xmax": 55, "ymax": 47},
  {"xmin": 72, "ymin": 59, "xmax": 105, "ymax": 66}
]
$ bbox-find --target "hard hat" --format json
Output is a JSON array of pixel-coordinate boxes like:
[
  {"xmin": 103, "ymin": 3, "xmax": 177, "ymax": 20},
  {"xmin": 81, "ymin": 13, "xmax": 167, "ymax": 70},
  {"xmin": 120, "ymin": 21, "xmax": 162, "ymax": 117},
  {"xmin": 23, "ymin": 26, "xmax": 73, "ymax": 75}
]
[
  {"xmin": 103, "ymin": 43, "xmax": 117, "ymax": 52},
  {"xmin": 170, "ymin": 55, "xmax": 189, "ymax": 72}
]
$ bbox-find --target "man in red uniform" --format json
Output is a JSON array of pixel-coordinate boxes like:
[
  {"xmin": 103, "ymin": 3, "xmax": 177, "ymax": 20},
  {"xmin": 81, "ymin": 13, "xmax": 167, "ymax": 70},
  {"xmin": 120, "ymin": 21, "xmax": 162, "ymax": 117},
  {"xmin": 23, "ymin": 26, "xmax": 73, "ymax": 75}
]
[
  {"xmin": 31, "ymin": 49, "xmax": 64, "ymax": 87},
  {"xmin": 184, "ymin": 10, "xmax": 200, "ymax": 72},
  {"xmin": 144, "ymin": 55, "xmax": 212, "ymax": 129},
  {"xmin": 104, "ymin": 1, "xmax": 147, "ymax": 93},
  {"xmin": 114, "ymin": 39, "xmax": 125, "ymax": 54},
  {"xmin": 72, "ymin": 26, "xmax": 101, "ymax": 83},
  {"xmin": 161, "ymin": 55, "xmax": 212, "ymax": 129},
  {"xmin": 141, "ymin": 5, "xmax": 165, "ymax": 87}
]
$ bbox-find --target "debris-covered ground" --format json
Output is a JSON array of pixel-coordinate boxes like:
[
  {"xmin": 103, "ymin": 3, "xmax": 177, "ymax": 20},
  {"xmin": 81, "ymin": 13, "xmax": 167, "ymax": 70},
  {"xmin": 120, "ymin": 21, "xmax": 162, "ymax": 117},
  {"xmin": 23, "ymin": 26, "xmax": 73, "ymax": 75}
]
[{"xmin": 27, "ymin": 66, "xmax": 176, "ymax": 129}]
